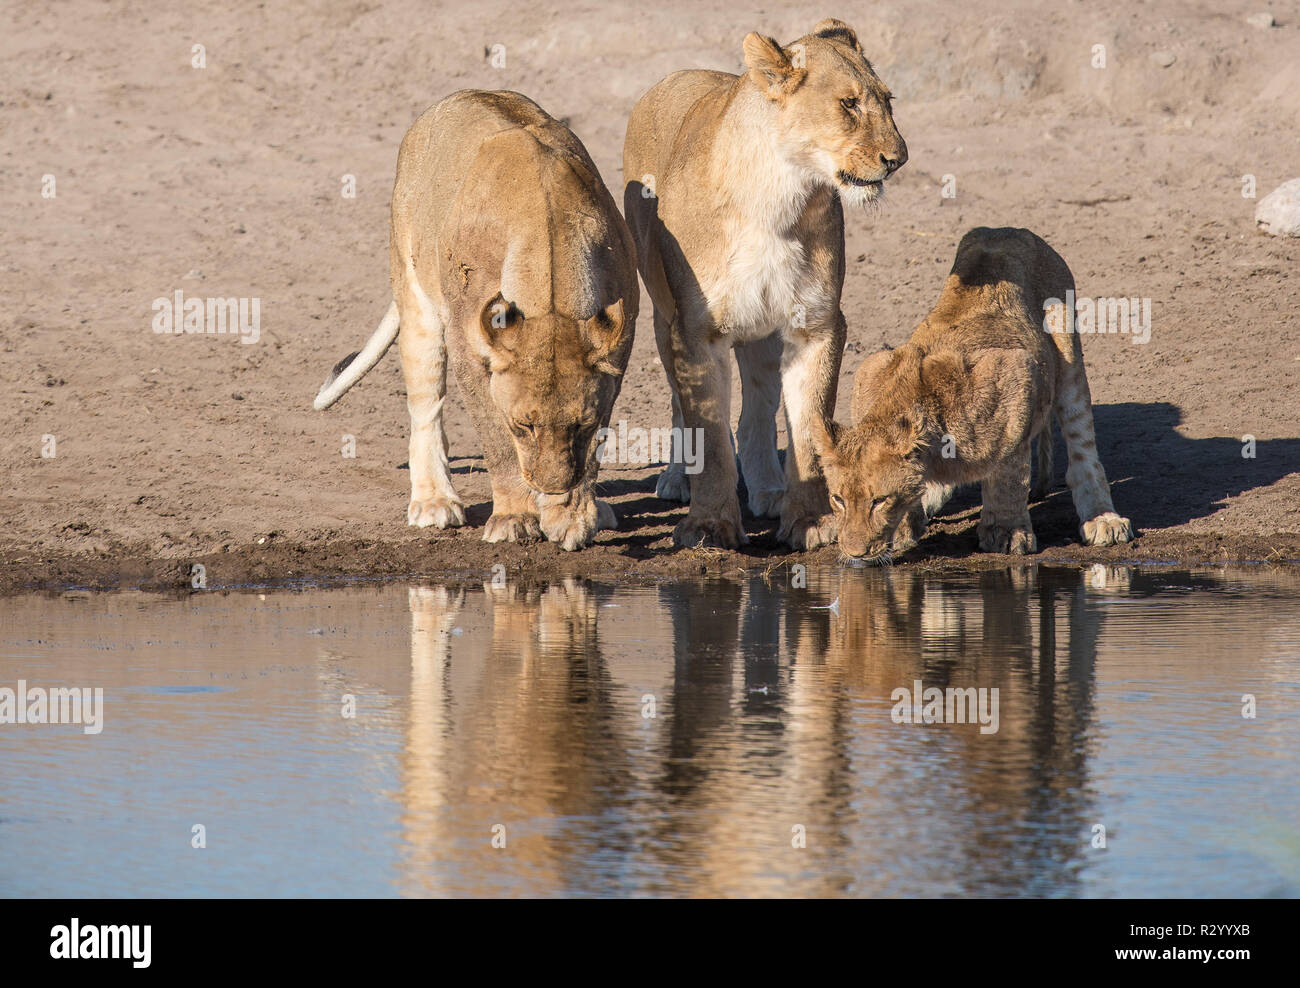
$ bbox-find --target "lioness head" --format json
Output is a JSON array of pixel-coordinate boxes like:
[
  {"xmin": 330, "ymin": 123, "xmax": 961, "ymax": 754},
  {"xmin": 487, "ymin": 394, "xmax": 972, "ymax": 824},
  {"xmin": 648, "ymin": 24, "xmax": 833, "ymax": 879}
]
[
  {"xmin": 742, "ymin": 18, "xmax": 907, "ymax": 207},
  {"xmin": 472, "ymin": 292, "xmax": 629, "ymax": 495},
  {"xmin": 813, "ymin": 348, "xmax": 934, "ymax": 563}
]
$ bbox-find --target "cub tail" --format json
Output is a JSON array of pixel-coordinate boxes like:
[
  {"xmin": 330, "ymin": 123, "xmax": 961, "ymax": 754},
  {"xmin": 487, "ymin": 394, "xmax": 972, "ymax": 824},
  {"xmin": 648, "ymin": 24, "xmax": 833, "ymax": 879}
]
[{"xmin": 312, "ymin": 301, "xmax": 400, "ymax": 410}]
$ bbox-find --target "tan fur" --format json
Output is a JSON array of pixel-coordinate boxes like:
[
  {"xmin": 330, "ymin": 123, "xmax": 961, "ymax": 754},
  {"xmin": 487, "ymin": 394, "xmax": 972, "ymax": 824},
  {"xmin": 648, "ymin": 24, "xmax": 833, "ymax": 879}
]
[
  {"xmin": 814, "ymin": 227, "xmax": 1134, "ymax": 561},
  {"xmin": 623, "ymin": 19, "xmax": 907, "ymax": 549},
  {"xmin": 315, "ymin": 91, "xmax": 638, "ymax": 550}
]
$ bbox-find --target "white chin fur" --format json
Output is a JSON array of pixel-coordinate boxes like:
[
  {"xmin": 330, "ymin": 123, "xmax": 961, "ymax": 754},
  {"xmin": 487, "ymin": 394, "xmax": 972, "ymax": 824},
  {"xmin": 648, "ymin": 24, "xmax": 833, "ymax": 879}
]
[{"xmin": 837, "ymin": 181, "xmax": 883, "ymax": 210}]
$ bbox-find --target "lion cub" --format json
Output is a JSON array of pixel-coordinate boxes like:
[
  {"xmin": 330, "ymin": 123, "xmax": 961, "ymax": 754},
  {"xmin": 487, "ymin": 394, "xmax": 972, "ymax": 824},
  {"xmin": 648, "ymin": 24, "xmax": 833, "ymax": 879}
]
[
  {"xmin": 314, "ymin": 91, "xmax": 638, "ymax": 550},
  {"xmin": 814, "ymin": 227, "xmax": 1134, "ymax": 561}
]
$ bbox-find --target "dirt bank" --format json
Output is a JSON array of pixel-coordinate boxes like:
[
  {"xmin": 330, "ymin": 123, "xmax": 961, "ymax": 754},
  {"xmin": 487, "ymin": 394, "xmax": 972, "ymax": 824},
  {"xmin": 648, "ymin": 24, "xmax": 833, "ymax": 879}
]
[{"xmin": 2, "ymin": 0, "xmax": 1297, "ymax": 594}]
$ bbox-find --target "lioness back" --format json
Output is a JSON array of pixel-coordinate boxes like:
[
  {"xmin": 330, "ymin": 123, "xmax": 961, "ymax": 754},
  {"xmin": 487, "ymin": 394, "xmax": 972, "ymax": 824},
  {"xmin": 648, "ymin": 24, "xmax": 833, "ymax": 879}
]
[{"xmin": 394, "ymin": 90, "xmax": 629, "ymax": 318}]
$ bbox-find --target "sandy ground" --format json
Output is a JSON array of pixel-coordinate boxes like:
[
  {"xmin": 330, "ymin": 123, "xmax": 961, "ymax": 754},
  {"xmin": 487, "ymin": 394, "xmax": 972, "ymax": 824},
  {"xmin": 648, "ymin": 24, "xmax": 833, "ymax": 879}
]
[{"xmin": 2, "ymin": 0, "xmax": 1298, "ymax": 592}]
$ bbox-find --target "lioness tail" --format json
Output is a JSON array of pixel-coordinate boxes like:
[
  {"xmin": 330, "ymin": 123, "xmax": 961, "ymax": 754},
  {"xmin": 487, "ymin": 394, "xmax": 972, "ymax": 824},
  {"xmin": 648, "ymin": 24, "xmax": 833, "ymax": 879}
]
[{"xmin": 312, "ymin": 302, "xmax": 400, "ymax": 410}]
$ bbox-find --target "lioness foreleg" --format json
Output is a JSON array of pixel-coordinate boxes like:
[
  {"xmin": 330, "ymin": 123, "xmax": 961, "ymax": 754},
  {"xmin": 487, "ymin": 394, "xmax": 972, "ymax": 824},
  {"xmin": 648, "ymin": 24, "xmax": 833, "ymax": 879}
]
[
  {"xmin": 471, "ymin": 386, "xmax": 542, "ymax": 545},
  {"xmin": 538, "ymin": 445, "xmax": 617, "ymax": 551},
  {"xmin": 777, "ymin": 315, "xmax": 844, "ymax": 550}
]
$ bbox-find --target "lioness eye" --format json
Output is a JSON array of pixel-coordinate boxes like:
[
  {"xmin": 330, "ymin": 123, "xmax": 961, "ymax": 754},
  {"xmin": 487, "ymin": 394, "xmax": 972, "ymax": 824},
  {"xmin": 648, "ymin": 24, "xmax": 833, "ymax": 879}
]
[
  {"xmin": 840, "ymin": 96, "xmax": 858, "ymax": 112},
  {"xmin": 830, "ymin": 494, "xmax": 846, "ymax": 512},
  {"xmin": 871, "ymin": 497, "xmax": 887, "ymax": 512}
]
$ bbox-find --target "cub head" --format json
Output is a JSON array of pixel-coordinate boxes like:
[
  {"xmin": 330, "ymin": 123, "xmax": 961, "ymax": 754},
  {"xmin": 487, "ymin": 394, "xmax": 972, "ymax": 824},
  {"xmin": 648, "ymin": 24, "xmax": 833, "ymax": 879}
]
[
  {"xmin": 471, "ymin": 292, "xmax": 630, "ymax": 496},
  {"xmin": 813, "ymin": 348, "xmax": 933, "ymax": 563},
  {"xmin": 742, "ymin": 18, "xmax": 907, "ymax": 207}
]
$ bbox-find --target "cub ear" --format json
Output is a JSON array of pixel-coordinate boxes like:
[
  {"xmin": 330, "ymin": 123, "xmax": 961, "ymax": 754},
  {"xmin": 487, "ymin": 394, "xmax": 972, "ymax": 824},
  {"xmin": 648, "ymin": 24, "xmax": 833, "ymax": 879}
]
[
  {"xmin": 583, "ymin": 298, "xmax": 627, "ymax": 377},
  {"xmin": 890, "ymin": 408, "xmax": 928, "ymax": 458},
  {"xmin": 473, "ymin": 291, "xmax": 522, "ymax": 372},
  {"xmin": 743, "ymin": 32, "xmax": 806, "ymax": 99},
  {"xmin": 812, "ymin": 18, "xmax": 863, "ymax": 54}
]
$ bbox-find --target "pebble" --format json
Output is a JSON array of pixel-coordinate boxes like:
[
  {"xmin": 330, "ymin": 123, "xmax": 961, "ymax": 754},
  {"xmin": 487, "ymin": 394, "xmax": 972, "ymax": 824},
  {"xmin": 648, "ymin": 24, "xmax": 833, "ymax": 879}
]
[{"xmin": 1256, "ymin": 179, "xmax": 1300, "ymax": 237}]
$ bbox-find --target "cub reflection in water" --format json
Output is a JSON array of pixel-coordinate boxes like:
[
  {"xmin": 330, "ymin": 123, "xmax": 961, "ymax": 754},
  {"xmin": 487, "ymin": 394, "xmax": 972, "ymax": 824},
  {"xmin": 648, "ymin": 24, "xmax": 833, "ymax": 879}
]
[{"xmin": 397, "ymin": 566, "xmax": 1122, "ymax": 896}]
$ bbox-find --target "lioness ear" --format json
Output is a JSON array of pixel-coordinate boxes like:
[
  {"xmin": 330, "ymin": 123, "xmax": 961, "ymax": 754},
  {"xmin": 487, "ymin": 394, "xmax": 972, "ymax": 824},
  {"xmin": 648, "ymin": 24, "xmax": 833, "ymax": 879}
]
[
  {"xmin": 743, "ymin": 32, "xmax": 806, "ymax": 99},
  {"xmin": 583, "ymin": 298, "xmax": 627, "ymax": 377},
  {"xmin": 812, "ymin": 18, "xmax": 863, "ymax": 54},
  {"xmin": 473, "ymin": 291, "xmax": 521, "ymax": 372},
  {"xmin": 809, "ymin": 415, "xmax": 843, "ymax": 467}
]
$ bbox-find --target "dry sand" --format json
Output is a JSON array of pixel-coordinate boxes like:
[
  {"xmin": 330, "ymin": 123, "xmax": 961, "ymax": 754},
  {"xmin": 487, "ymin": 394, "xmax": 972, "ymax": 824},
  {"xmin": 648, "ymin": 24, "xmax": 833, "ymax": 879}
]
[{"xmin": 2, "ymin": 0, "xmax": 1298, "ymax": 592}]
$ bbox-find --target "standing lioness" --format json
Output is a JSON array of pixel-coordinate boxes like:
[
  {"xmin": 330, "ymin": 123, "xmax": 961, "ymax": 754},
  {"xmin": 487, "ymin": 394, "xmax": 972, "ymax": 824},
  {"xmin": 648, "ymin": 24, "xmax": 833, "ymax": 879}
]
[
  {"xmin": 623, "ymin": 18, "xmax": 907, "ymax": 549},
  {"xmin": 314, "ymin": 91, "xmax": 637, "ymax": 550},
  {"xmin": 814, "ymin": 227, "xmax": 1134, "ymax": 561}
]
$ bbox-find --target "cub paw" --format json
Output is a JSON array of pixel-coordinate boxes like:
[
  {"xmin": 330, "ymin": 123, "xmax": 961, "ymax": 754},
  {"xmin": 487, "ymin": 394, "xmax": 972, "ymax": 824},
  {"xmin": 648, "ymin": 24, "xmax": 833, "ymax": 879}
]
[
  {"xmin": 779, "ymin": 512, "xmax": 839, "ymax": 551},
  {"xmin": 979, "ymin": 522, "xmax": 1038, "ymax": 555},
  {"xmin": 408, "ymin": 496, "xmax": 466, "ymax": 529},
  {"xmin": 673, "ymin": 514, "xmax": 747, "ymax": 549},
  {"xmin": 482, "ymin": 512, "xmax": 542, "ymax": 544},
  {"xmin": 540, "ymin": 498, "xmax": 603, "ymax": 552},
  {"xmin": 655, "ymin": 467, "xmax": 691, "ymax": 503},
  {"xmin": 1081, "ymin": 512, "xmax": 1134, "ymax": 546},
  {"xmin": 747, "ymin": 486, "xmax": 785, "ymax": 519}
]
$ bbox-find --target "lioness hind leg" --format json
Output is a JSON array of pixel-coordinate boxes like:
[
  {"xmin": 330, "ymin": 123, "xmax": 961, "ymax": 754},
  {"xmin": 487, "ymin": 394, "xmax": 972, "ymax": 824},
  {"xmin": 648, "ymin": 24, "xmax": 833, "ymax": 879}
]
[
  {"xmin": 1054, "ymin": 367, "xmax": 1134, "ymax": 546},
  {"xmin": 652, "ymin": 307, "xmax": 692, "ymax": 504},
  {"xmin": 734, "ymin": 334, "xmax": 786, "ymax": 518},
  {"xmin": 978, "ymin": 447, "xmax": 1037, "ymax": 554},
  {"xmin": 397, "ymin": 276, "xmax": 465, "ymax": 529}
]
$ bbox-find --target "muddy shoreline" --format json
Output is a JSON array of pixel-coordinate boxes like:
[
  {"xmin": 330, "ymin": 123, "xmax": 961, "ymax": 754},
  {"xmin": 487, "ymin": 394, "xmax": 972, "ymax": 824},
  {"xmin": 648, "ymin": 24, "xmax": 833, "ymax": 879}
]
[{"xmin": 5, "ymin": 516, "xmax": 1297, "ymax": 596}]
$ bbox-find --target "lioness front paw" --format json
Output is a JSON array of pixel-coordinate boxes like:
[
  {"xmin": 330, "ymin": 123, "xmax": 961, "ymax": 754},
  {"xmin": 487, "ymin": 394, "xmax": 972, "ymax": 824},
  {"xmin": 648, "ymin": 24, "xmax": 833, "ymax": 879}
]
[
  {"xmin": 673, "ymin": 514, "xmax": 747, "ymax": 549},
  {"xmin": 595, "ymin": 499, "xmax": 618, "ymax": 532},
  {"xmin": 779, "ymin": 512, "xmax": 839, "ymax": 550},
  {"xmin": 655, "ymin": 467, "xmax": 691, "ymax": 503},
  {"xmin": 922, "ymin": 483, "xmax": 956, "ymax": 519},
  {"xmin": 539, "ymin": 497, "xmax": 608, "ymax": 552},
  {"xmin": 979, "ymin": 522, "xmax": 1038, "ymax": 555},
  {"xmin": 483, "ymin": 512, "xmax": 542, "ymax": 544},
  {"xmin": 893, "ymin": 507, "xmax": 928, "ymax": 552},
  {"xmin": 408, "ymin": 496, "xmax": 466, "ymax": 529},
  {"xmin": 1081, "ymin": 512, "xmax": 1134, "ymax": 546}
]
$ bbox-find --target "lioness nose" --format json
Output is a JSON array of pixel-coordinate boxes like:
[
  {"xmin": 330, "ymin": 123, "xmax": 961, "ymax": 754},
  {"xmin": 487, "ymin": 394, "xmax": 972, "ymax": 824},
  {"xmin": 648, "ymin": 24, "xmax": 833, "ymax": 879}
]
[{"xmin": 881, "ymin": 151, "xmax": 904, "ymax": 176}]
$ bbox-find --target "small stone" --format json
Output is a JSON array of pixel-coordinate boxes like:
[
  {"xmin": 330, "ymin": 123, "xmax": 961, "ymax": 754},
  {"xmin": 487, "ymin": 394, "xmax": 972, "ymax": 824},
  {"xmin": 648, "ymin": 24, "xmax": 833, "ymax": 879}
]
[
  {"xmin": 1246, "ymin": 13, "xmax": 1275, "ymax": 29},
  {"xmin": 1151, "ymin": 50, "xmax": 1177, "ymax": 68},
  {"xmin": 1256, "ymin": 179, "xmax": 1300, "ymax": 238}
]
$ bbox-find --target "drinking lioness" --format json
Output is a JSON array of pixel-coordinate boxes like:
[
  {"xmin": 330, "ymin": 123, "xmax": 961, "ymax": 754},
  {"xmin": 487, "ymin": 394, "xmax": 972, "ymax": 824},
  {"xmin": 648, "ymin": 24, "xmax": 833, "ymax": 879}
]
[{"xmin": 314, "ymin": 90, "xmax": 638, "ymax": 550}]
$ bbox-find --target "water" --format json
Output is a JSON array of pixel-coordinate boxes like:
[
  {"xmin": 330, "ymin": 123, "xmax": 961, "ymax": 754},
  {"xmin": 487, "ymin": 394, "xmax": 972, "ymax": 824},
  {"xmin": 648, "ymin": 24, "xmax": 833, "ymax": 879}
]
[{"xmin": 1, "ymin": 565, "xmax": 1298, "ymax": 898}]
